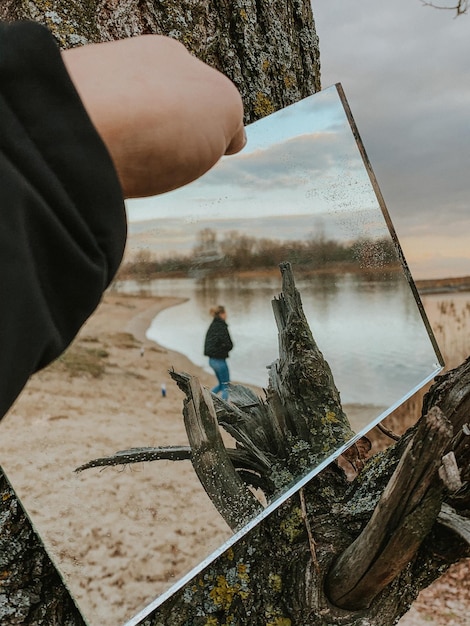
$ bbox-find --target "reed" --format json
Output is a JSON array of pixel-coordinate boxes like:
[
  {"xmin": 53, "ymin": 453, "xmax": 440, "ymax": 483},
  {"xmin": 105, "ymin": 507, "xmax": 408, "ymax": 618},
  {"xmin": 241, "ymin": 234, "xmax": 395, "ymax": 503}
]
[{"xmin": 372, "ymin": 293, "xmax": 470, "ymax": 450}]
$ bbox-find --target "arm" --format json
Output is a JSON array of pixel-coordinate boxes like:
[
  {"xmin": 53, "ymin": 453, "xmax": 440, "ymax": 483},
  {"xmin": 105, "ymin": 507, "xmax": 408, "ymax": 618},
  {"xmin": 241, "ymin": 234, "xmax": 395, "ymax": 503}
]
[
  {"xmin": 62, "ymin": 35, "xmax": 246, "ymax": 199},
  {"xmin": 0, "ymin": 23, "xmax": 245, "ymax": 418}
]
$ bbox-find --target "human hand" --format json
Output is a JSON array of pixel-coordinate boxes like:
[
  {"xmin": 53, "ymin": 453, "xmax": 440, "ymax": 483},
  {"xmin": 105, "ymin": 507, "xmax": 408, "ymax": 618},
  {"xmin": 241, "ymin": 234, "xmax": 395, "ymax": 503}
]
[{"xmin": 62, "ymin": 36, "xmax": 246, "ymax": 198}]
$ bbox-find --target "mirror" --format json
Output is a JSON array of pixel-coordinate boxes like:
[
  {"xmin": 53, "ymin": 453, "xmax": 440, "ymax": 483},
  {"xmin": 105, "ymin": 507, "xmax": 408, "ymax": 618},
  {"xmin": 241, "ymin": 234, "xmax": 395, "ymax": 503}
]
[{"xmin": 0, "ymin": 84, "xmax": 443, "ymax": 626}]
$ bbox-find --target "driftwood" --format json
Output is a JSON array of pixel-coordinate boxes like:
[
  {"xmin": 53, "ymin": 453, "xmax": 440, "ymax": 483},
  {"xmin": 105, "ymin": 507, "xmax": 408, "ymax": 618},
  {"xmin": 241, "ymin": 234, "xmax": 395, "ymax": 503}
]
[
  {"xmin": 139, "ymin": 363, "xmax": 469, "ymax": 626},
  {"xmin": 77, "ymin": 263, "xmax": 356, "ymax": 531},
  {"xmin": 326, "ymin": 405, "xmax": 452, "ymax": 609}
]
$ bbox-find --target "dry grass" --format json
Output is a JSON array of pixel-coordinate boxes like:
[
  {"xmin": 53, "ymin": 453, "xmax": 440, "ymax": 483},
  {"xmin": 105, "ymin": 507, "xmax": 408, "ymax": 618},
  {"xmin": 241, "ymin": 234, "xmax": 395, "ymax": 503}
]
[
  {"xmin": 50, "ymin": 343, "xmax": 109, "ymax": 378},
  {"xmin": 370, "ymin": 292, "xmax": 470, "ymax": 450}
]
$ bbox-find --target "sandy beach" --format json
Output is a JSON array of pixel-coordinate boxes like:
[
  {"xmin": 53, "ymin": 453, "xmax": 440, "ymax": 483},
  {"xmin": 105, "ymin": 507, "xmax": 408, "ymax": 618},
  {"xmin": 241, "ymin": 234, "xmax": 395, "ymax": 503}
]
[
  {"xmin": 0, "ymin": 292, "xmax": 237, "ymax": 626},
  {"xmin": 0, "ymin": 288, "xmax": 468, "ymax": 626}
]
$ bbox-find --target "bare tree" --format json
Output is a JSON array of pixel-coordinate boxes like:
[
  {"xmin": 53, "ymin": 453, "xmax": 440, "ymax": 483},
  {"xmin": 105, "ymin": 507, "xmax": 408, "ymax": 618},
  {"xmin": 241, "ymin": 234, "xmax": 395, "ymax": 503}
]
[
  {"xmin": 421, "ymin": 0, "xmax": 468, "ymax": 16},
  {"xmin": 0, "ymin": 2, "xmax": 468, "ymax": 625}
]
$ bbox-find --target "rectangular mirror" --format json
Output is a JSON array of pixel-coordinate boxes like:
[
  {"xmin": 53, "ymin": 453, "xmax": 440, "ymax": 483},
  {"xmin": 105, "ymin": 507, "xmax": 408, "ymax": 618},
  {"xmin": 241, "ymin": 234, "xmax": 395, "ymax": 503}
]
[{"xmin": 0, "ymin": 84, "xmax": 443, "ymax": 626}]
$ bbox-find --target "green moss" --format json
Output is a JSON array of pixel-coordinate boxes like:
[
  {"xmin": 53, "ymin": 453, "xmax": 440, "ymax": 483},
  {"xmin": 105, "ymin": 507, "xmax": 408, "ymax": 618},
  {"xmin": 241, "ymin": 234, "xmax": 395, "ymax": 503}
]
[
  {"xmin": 279, "ymin": 506, "xmax": 304, "ymax": 543},
  {"xmin": 265, "ymin": 605, "xmax": 292, "ymax": 626},
  {"xmin": 253, "ymin": 92, "xmax": 276, "ymax": 117},
  {"xmin": 209, "ymin": 574, "xmax": 249, "ymax": 611},
  {"xmin": 262, "ymin": 59, "xmax": 270, "ymax": 72},
  {"xmin": 323, "ymin": 410, "xmax": 340, "ymax": 424},
  {"xmin": 267, "ymin": 619, "xmax": 292, "ymax": 626},
  {"xmin": 283, "ymin": 73, "xmax": 296, "ymax": 89},
  {"xmin": 268, "ymin": 573, "xmax": 283, "ymax": 593}
]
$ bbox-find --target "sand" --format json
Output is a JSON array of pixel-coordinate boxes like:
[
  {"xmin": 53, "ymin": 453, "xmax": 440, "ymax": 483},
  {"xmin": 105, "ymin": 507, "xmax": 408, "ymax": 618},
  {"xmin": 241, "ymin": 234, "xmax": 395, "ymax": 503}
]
[{"xmin": 0, "ymin": 293, "xmax": 236, "ymax": 626}]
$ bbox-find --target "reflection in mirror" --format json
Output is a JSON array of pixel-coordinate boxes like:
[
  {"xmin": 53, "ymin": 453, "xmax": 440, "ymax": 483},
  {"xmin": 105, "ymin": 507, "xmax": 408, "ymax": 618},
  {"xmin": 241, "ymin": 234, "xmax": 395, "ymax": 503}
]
[{"xmin": 0, "ymin": 84, "xmax": 443, "ymax": 626}]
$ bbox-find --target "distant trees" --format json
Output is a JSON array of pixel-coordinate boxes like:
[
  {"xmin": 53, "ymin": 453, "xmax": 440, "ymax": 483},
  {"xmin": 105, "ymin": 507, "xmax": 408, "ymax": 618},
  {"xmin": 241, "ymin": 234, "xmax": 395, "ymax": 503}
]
[{"xmin": 119, "ymin": 228, "xmax": 400, "ymax": 281}]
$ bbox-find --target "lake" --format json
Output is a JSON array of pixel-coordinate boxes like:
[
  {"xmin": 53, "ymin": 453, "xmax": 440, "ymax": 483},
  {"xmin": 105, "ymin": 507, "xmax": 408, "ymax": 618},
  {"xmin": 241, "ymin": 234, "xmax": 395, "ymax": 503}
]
[{"xmin": 113, "ymin": 271, "xmax": 442, "ymax": 410}]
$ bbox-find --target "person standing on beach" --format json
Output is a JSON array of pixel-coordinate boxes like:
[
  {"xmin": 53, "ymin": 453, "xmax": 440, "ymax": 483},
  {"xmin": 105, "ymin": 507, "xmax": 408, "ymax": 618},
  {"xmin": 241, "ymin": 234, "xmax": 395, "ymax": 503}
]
[{"xmin": 204, "ymin": 306, "xmax": 233, "ymax": 401}]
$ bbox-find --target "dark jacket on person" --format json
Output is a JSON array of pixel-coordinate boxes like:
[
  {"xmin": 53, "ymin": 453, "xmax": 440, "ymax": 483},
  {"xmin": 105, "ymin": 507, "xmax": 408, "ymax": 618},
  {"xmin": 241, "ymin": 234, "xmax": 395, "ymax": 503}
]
[
  {"xmin": 0, "ymin": 21, "xmax": 126, "ymax": 419},
  {"xmin": 204, "ymin": 317, "xmax": 233, "ymax": 360}
]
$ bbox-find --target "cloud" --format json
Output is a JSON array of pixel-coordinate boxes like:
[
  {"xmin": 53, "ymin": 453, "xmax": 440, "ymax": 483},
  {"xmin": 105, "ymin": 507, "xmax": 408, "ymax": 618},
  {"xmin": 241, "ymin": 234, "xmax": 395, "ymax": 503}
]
[{"xmin": 196, "ymin": 131, "xmax": 363, "ymax": 192}]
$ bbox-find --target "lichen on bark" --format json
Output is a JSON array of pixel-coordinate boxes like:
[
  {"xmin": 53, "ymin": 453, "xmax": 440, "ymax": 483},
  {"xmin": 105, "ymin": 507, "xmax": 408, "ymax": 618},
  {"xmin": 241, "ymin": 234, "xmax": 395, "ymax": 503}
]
[{"xmin": 0, "ymin": 0, "xmax": 321, "ymax": 123}]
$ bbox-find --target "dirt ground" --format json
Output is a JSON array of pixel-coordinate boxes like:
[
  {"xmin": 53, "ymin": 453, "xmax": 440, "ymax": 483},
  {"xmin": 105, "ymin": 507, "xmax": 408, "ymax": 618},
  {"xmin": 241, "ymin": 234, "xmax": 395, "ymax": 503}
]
[{"xmin": 399, "ymin": 561, "xmax": 469, "ymax": 625}]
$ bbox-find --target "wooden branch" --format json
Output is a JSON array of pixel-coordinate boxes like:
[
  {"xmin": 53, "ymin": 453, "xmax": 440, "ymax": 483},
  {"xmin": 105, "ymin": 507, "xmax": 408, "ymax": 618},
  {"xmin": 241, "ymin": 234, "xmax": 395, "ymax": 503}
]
[
  {"xmin": 439, "ymin": 451, "xmax": 463, "ymax": 492},
  {"xmin": 423, "ymin": 357, "xmax": 470, "ymax": 513},
  {"xmin": 176, "ymin": 373, "xmax": 263, "ymax": 531},
  {"xmin": 422, "ymin": 355, "xmax": 470, "ymax": 436},
  {"xmin": 326, "ymin": 406, "xmax": 453, "ymax": 610},
  {"xmin": 421, "ymin": 0, "xmax": 468, "ymax": 16},
  {"xmin": 375, "ymin": 422, "xmax": 401, "ymax": 442},
  {"xmin": 75, "ymin": 446, "xmax": 192, "ymax": 471},
  {"xmin": 211, "ymin": 390, "xmax": 278, "ymax": 472},
  {"xmin": 438, "ymin": 503, "xmax": 470, "ymax": 545}
]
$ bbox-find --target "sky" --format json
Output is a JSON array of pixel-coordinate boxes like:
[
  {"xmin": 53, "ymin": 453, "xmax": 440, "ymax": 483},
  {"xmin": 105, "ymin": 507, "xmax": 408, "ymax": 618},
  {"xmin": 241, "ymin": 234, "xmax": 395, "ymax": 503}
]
[
  {"xmin": 127, "ymin": 0, "xmax": 469, "ymax": 279},
  {"xmin": 127, "ymin": 89, "xmax": 377, "ymax": 218},
  {"xmin": 312, "ymin": 0, "xmax": 470, "ymax": 278},
  {"xmin": 126, "ymin": 87, "xmax": 398, "ymax": 262}
]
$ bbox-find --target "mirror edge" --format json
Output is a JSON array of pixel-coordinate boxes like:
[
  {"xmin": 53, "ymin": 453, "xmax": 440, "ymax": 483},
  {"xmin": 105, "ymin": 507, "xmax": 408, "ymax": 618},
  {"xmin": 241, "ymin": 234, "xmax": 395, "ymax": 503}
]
[{"xmin": 334, "ymin": 82, "xmax": 444, "ymax": 369}]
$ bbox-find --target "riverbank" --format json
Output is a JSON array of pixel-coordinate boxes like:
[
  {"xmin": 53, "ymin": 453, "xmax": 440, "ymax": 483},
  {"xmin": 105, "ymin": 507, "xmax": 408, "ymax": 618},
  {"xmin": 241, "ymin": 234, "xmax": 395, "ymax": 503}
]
[{"xmin": 415, "ymin": 274, "xmax": 470, "ymax": 295}]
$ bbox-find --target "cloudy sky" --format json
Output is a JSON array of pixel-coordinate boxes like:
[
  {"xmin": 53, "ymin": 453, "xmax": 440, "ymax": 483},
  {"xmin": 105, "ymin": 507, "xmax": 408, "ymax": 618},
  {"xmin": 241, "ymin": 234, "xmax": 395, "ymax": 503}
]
[
  {"xmin": 127, "ymin": 1, "xmax": 468, "ymax": 279},
  {"xmin": 127, "ymin": 85, "xmax": 403, "ymax": 263},
  {"xmin": 313, "ymin": 0, "xmax": 469, "ymax": 278}
]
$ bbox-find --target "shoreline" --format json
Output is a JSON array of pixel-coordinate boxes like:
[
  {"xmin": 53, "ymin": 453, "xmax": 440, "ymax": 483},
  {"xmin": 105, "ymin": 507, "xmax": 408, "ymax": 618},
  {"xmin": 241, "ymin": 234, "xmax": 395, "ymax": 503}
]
[
  {"xmin": 415, "ymin": 274, "xmax": 470, "ymax": 294},
  {"xmin": 112, "ymin": 291, "xmax": 388, "ymax": 429}
]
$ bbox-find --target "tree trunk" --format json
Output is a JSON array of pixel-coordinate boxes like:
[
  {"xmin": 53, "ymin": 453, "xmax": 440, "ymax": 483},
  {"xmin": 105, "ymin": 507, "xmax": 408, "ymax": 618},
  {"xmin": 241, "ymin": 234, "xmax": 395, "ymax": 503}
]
[
  {"xmin": 0, "ymin": 2, "xmax": 320, "ymax": 624},
  {"xmin": 1, "ymin": 2, "xmax": 469, "ymax": 626},
  {"xmin": 0, "ymin": 0, "xmax": 320, "ymax": 124},
  {"xmin": 0, "ymin": 472, "xmax": 86, "ymax": 626}
]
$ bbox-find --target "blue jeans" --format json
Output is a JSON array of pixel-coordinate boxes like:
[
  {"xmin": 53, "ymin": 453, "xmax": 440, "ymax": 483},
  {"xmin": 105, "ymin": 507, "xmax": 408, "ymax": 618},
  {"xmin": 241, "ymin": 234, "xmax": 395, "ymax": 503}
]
[{"xmin": 209, "ymin": 358, "xmax": 230, "ymax": 401}]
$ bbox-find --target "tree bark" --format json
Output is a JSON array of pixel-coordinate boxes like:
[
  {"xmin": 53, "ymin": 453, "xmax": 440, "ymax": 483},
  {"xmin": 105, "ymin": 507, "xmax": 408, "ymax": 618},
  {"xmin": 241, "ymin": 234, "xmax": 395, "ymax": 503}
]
[
  {"xmin": 0, "ymin": 0, "xmax": 320, "ymax": 124},
  {"xmin": 137, "ymin": 365, "xmax": 469, "ymax": 626},
  {"xmin": 326, "ymin": 406, "xmax": 452, "ymax": 610},
  {"xmin": 0, "ymin": 472, "xmax": 86, "ymax": 626}
]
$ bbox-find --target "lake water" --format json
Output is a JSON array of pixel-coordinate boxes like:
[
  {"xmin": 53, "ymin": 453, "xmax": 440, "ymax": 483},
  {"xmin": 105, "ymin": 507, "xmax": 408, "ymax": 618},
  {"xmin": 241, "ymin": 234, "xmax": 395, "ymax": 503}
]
[{"xmin": 113, "ymin": 271, "xmax": 442, "ymax": 409}]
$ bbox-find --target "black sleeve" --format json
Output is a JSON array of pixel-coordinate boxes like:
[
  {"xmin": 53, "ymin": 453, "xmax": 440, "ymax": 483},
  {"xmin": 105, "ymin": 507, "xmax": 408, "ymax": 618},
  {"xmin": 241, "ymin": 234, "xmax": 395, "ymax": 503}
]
[
  {"xmin": 0, "ymin": 21, "xmax": 127, "ymax": 418},
  {"xmin": 223, "ymin": 326, "xmax": 233, "ymax": 352}
]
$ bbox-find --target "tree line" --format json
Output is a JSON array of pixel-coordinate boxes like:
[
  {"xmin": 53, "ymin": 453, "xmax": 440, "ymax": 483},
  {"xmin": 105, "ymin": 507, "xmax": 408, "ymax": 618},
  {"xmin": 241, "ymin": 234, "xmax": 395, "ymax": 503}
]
[{"xmin": 118, "ymin": 227, "xmax": 401, "ymax": 280}]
